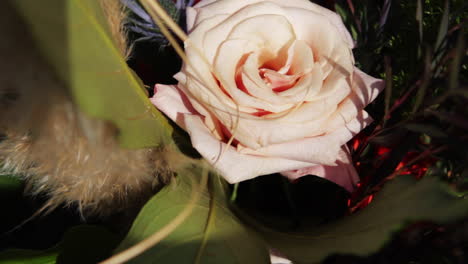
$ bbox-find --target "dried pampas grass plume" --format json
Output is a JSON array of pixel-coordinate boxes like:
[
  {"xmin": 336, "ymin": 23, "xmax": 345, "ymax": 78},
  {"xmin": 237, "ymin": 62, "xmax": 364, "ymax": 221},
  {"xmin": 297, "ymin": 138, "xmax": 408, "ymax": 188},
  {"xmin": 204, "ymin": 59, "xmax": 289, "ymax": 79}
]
[
  {"xmin": 0, "ymin": 1, "xmax": 172, "ymax": 217},
  {"xmin": 100, "ymin": 0, "xmax": 131, "ymax": 59}
]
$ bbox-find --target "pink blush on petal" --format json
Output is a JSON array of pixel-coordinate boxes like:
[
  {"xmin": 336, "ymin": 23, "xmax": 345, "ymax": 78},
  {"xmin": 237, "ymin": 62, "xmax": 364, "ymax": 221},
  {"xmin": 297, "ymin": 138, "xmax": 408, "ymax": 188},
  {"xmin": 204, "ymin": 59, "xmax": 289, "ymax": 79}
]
[
  {"xmin": 281, "ymin": 147, "xmax": 359, "ymax": 192},
  {"xmin": 282, "ymin": 163, "xmax": 359, "ymax": 192},
  {"xmin": 259, "ymin": 68, "xmax": 300, "ymax": 93}
]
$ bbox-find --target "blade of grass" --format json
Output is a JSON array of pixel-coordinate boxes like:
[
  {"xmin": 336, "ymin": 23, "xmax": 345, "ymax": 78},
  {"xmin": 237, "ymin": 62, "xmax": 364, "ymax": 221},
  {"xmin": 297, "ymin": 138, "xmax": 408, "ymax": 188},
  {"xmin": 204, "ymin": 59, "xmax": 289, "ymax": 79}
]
[
  {"xmin": 383, "ymin": 56, "xmax": 393, "ymax": 123},
  {"xmin": 449, "ymin": 32, "xmax": 465, "ymax": 90},
  {"xmin": 433, "ymin": 0, "xmax": 450, "ymax": 75},
  {"xmin": 435, "ymin": 0, "xmax": 450, "ymax": 52},
  {"xmin": 412, "ymin": 49, "xmax": 432, "ymax": 114},
  {"xmin": 416, "ymin": 0, "xmax": 423, "ymax": 58}
]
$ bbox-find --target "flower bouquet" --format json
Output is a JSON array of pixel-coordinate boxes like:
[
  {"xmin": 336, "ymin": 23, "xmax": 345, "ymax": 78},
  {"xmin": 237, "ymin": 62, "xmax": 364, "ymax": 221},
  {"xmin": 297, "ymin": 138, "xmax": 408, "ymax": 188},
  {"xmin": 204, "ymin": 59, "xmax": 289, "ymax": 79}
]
[{"xmin": 0, "ymin": 0, "xmax": 467, "ymax": 263}]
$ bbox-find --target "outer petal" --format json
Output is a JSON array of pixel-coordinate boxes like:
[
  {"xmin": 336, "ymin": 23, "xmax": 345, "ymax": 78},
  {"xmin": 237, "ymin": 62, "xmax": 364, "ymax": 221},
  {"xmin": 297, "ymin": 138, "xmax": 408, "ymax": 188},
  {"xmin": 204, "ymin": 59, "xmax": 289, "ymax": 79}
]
[
  {"xmin": 186, "ymin": 7, "xmax": 198, "ymax": 32},
  {"xmin": 193, "ymin": 0, "xmax": 354, "ymax": 48},
  {"xmin": 239, "ymin": 111, "xmax": 372, "ymax": 165},
  {"xmin": 150, "ymin": 84, "xmax": 194, "ymax": 126},
  {"xmin": 352, "ymin": 67, "xmax": 385, "ymax": 106},
  {"xmin": 281, "ymin": 146, "xmax": 359, "ymax": 192},
  {"xmin": 151, "ymin": 84, "xmax": 318, "ymax": 183},
  {"xmin": 321, "ymin": 67, "xmax": 384, "ymax": 133},
  {"xmin": 184, "ymin": 114, "xmax": 318, "ymax": 183}
]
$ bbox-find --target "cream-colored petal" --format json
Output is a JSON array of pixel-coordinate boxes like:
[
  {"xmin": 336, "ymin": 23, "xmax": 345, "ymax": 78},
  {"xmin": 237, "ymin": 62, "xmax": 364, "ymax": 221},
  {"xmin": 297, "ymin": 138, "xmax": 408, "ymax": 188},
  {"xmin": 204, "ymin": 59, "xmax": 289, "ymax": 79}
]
[
  {"xmin": 276, "ymin": 64, "xmax": 322, "ymax": 102},
  {"xmin": 309, "ymin": 67, "xmax": 351, "ymax": 102},
  {"xmin": 286, "ymin": 40, "xmax": 315, "ymax": 74},
  {"xmin": 242, "ymin": 53, "xmax": 287, "ymax": 104},
  {"xmin": 239, "ymin": 112, "xmax": 371, "ymax": 164},
  {"xmin": 213, "ymin": 39, "xmax": 293, "ymax": 112},
  {"xmin": 224, "ymin": 111, "xmax": 329, "ymax": 148},
  {"xmin": 281, "ymin": 146, "xmax": 359, "ymax": 192},
  {"xmin": 352, "ymin": 67, "xmax": 385, "ymax": 106},
  {"xmin": 151, "ymin": 82, "xmax": 225, "ymax": 142},
  {"xmin": 186, "ymin": 7, "xmax": 198, "ymax": 32},
  {"xmin": 150, "ymin": 84, "xmax": 193, "ymax": 124},
  {"xmin": 185, "ymin": 14, "xmax": 228, "ymax": 79},
  {"xmin": 322, "ymin": 68, "xmax": 384, "ymax": 133},
  {"xmin": 203, "ymin": 2, "xmax": 295, "ymax": 63},
  {"xmin": 240, "ymin": 46, "xmax": 320, "ymax": 106},
  {"xmin": 183, "ymin": 114, "xmax": 317, "ymax": 183},
  {"xmin": 227, "ymin": 14, "xmax": 296, "ymax": 55},
  {"xmin": 194, "ymin": 0, "xmax": 355, "ymax": 49},
  {"xmin": 281, "ymin": 7, "xmax": 353, "ymax": 72}
]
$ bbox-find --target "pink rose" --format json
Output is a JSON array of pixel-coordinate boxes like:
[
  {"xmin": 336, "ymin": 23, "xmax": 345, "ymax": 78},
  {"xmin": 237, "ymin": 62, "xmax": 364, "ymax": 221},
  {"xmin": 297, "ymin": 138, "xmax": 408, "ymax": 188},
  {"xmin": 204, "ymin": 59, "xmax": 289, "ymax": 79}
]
[{"xmin": 151, "ymin": 0, "xmax": 384, "ymax": 191}]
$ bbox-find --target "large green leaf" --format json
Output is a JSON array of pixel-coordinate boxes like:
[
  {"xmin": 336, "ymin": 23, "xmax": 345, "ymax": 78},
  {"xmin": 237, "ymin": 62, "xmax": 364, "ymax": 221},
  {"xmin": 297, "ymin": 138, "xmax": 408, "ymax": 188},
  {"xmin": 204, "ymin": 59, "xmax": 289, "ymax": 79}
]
[
  {"xmin": 0, "ymin": 225, "xmax": 119, "ymax": 264},
  {"xmin": 12, "ymin": 0, "xmax": 173, "ymax": 148},
  {"xmin": 0, "ymin": 248, "xmax": 58, "ymax": 264},
  {"xmin": 116, "ymin": 169, "xmax": 270, "ymax": 264},
  {"xmin": 239, "ymin": 176, "xmax": 468, "ymax": 264}
]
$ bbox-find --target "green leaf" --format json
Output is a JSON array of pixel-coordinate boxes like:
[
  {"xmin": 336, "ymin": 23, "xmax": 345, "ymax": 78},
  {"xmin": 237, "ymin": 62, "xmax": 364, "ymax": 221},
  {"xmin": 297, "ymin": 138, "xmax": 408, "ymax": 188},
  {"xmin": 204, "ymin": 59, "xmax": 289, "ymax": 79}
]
[
  {"xmin": 0, "ymin": 174, "xmax": 22, "ymax": 194},
  {"xmin": 239, "ymin": 176, "xmax": 468, "ymax": 264},
  {"xmin": 116, "ymin": 169, "xmax": 270, "ymax": 264},
  {"xmin": 12, "ymin": 0, "xmax": 173, "ymax": 148},
  {"xmin": 0, "ymin": 248, "xmax": 58, "ymax": 264},
  {"xmin": 0, "ymin": 225, "xmax": 118, "ymax": 264}
]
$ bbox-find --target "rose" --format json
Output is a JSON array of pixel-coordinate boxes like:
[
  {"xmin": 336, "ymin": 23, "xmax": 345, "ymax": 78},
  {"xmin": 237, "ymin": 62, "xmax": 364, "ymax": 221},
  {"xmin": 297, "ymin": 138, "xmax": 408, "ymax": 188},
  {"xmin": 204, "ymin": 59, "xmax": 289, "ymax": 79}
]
[
  {"xmin": 151, "ymin": 0, "xmax": 383, "ymax": 191},
  {"xmin": 152, "ymin": 0, "xmax": 384, "ymax": 191}
]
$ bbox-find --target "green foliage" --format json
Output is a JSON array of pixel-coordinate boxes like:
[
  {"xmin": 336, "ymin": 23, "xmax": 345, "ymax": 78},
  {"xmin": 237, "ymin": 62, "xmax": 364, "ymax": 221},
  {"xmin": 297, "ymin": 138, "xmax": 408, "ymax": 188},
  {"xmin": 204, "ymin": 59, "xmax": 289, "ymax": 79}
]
[
  {"xmin": 0, "ymin": 174, "xmax": 22, "ymax": 194},
  {"xmin": 116, "ymin": 169, "xmax": 270, "ymax": 264},
  {"xmin": 12, "ymin": 0, "xmax": 174, "ymax": 148},
  {"xmin": 335, "ymin": 0, "xmax": 468, "ymax": 195},
  {"xmin": 0, "ymin": 248, "xmax": 58, "ymax": 264},
  {"xmin": 0, "ymin": 225, "xmax": 119, "ymax": 264},
  {"xmin": 237, "ymin": 176, "xmax": 468, "ymax": 264}
]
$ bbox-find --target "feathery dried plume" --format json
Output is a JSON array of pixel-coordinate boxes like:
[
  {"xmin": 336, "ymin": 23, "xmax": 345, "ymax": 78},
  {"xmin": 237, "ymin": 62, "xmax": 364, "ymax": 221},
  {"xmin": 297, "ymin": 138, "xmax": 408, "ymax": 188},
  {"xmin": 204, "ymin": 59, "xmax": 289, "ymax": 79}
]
[
  {"xmin": 100, "ymin": 0, "xmax": 131, "ymax": 59},
  {"xmin": 0, "ymin": 1, "xmax": 172, "ymax": 217}
]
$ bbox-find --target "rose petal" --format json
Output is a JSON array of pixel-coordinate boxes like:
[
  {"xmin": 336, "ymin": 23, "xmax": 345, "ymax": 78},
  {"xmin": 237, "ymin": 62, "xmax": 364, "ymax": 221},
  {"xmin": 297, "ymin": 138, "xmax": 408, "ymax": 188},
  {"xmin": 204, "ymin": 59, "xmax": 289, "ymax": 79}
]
[
  {"xmin": 194, "ymin": 0, "xmax": 355, "ymax": 49},
  {"xmin": 152, "ymin": 81, "xmax": 226, "ymax": 140},
  {"xmin": 352, "ymin": 67, "xmax": 385, "ymax": 106},
  {"xmin": 275, "ymin": 64, "xmax": 323, "ymax": 102},
  {"xmin": 242, "ymin": 52, "xmax": 292, "ymax": 105},
  {"xmin": 321, "ymin": 67, "xmax": 385, "ymax": 133},
  {"xmin": 281, "ymin": 146, "xmax": 359, "ymax": 192},
  {"xmin": 203, "ymin": 3, "xmax": 293, "ymax": 63},
  {"xmin": 186, "ymin": 7, "xmax": 198, "ymax": 32},
  {"xmin": 214, "ymin": 39, "xmax": 297, "ymax": 112},
  {"xmin": 239, "ymin": 111, "xmax": 372, "ymax": 165},
  {"xmin": 184, "ymin": 114, "xmax": 317, "ymax": 183},
  {"xmin": 150, "ymin": 84, "xmax": 193, "ymax": 122}
]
